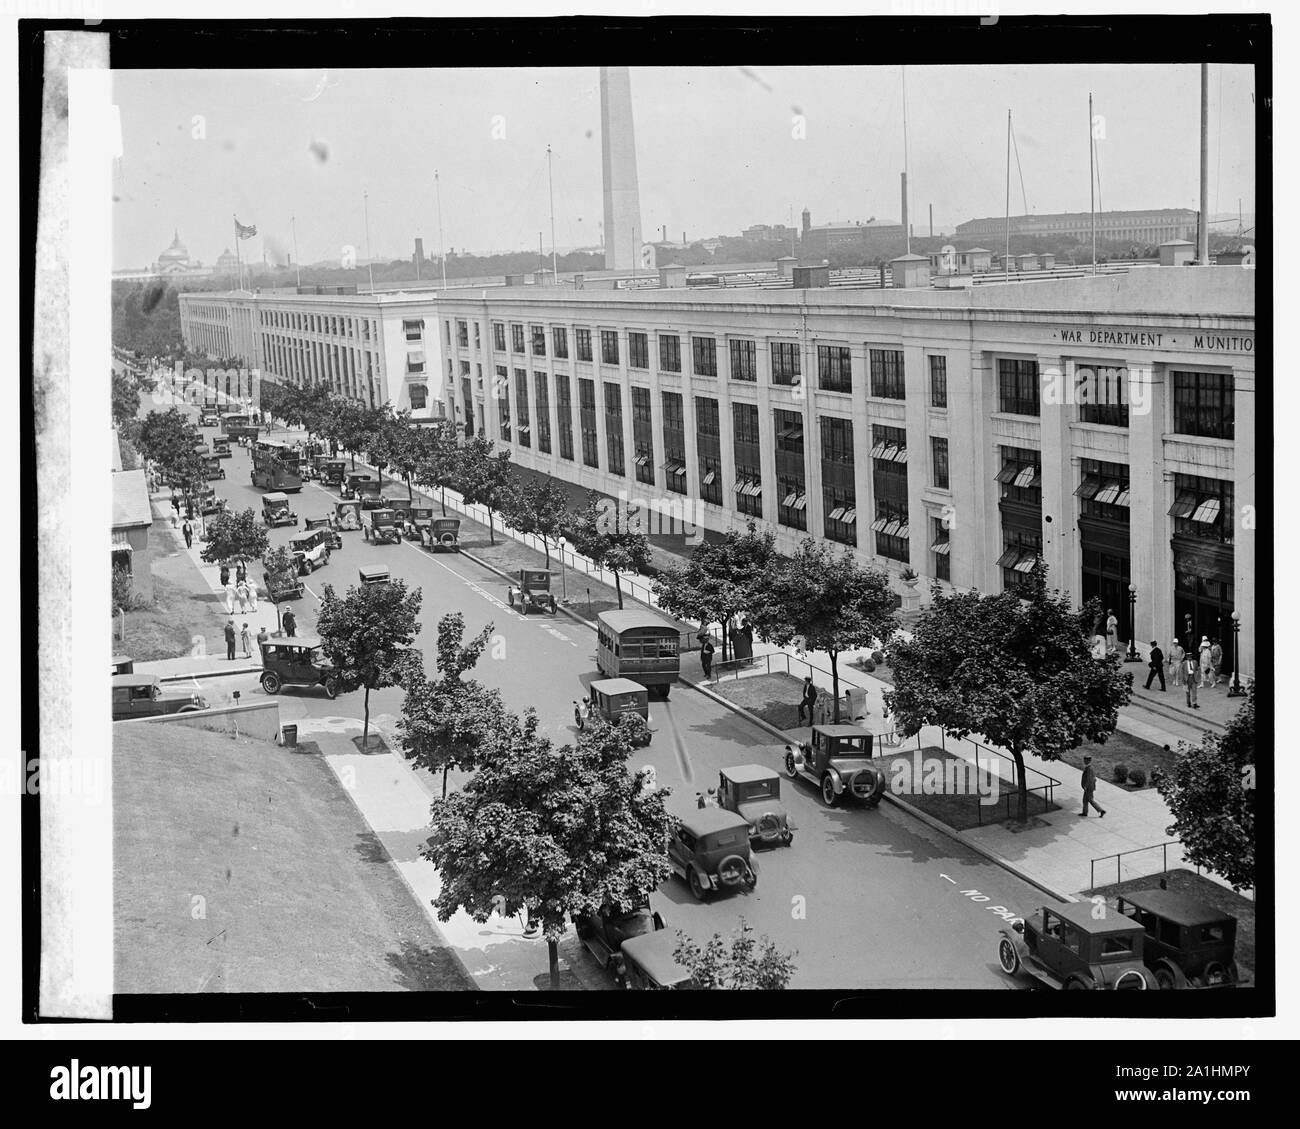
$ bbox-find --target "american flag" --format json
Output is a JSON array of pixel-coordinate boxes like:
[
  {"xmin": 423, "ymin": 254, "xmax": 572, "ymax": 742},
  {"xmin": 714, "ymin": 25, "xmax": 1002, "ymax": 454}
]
[{"xmin": 234, "ymin": 216, "xmax": 257, "ymax": 240}]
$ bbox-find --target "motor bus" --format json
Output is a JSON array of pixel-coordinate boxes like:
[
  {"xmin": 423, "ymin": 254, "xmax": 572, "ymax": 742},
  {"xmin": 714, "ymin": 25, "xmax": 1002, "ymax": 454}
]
[
  {"xmin": 251, "ymin": 438, "xmax": 303, "ymax": 492},
  {"xmin": 221, "ymin": 412, "xmax": 253, "ymax": 441},
  {"xmin": 595, "ymin": 609, "xmax": 681, "ymax": 698}
]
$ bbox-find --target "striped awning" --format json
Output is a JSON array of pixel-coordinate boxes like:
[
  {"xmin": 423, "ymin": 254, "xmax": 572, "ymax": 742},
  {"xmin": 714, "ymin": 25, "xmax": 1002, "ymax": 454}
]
[{"xmin": 111, "ymin": 531, "xmax": 133, "ymax": 552}]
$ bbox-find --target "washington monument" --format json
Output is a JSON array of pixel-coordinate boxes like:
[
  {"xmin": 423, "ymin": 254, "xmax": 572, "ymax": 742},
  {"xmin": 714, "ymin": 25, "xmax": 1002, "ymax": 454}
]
[{"xmin": 599, "ymin": 66, "xmax": 644, "ymax": 271}]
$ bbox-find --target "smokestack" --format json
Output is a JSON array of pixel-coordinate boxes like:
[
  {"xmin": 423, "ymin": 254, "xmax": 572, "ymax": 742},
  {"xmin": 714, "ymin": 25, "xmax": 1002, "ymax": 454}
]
[
  {"xmin": 1198, "ymin": 63, "xmax": 1210, "ymax": 265},
  {"xmin": 662, "ymin": 225, "xmax": 666, "ymax": 242},
  {"xmin": 682, "ymin": 231, "xmax": 686, "ymax": 245},
  {"xmin": 900, "ymin": 172, "xmax": 908, "ymax": 244},
  {"xmin": 929, "ymin": 204, "xmax": 933, "ymax": 238}
]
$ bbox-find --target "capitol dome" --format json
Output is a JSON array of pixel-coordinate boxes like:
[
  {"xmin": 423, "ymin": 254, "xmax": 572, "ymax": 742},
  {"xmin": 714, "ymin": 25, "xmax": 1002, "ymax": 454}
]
[{"xmin": 158, "ymin": 230, "xmax": 189, "ymax": 265}]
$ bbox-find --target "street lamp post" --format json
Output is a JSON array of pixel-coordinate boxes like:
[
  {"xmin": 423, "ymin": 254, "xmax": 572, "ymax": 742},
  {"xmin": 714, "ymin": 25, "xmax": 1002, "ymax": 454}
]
[
  {"xmin": 1184, "ymin": 613, "xmax": 1194, "ymax": 658},
  {"xmin": 1227, "ymin": 611, "xmax": 1245, "ymax": 697},
  {"xmin": 558, "ymin": 536, "xmax": 568, "ymax": 602},
  {"xmin": 1125, "ymin": 583, "xmax": 1141, "ymax": 662}
]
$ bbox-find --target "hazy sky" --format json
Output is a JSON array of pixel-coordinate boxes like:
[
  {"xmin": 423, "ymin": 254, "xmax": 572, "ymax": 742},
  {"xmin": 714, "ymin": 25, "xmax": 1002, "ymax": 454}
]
[{"xmin": 111, "ymin": 64, "xmax": 1256, "ymax": 269}]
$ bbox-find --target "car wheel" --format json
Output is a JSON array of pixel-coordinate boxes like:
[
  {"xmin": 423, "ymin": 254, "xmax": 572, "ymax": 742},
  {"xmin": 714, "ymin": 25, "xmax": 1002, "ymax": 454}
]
[
  {"xmin": 782, "ymin": 831, "xmax": 794, "ymax": 847},
  {"xmin": 998, "ymin": 937, "xmax": 1021, "ymax": 976},
  {"xmin": 1065, "ymin": 975, "xmax": 1093, "ymax": 990},
  {"xmin": 1113, "ymin": 968, "xmax": 1150, "ymax": 991},
  {"xmin": 1153, "ymin": 961, "xmax": 1187, "ymax": 990},
  {"xmin": 261, "ymin": 672, "xmax": 281, "ymax": 694},
  {"xmin": 784, "ymin": 750, "xmax": 800, "ymax": 779},
  {"xmin": 1201, "ymin": 960, "xmax": 1231, "ymax": 987},
  {"xmin": 821, "ymin": 773, "xmax": 838, "ymax": 807},
  {"xmin": 687, "ymin": 869, "xmax": 707, "ymax": 901},
  {"xmin": 323, "ymin": 678, "xmax": 338, "ymax": 700},
  {"xmin": 178, "ymin": 705, "xmax": 201, "ymax": 713},
  {"xmin": 324, "ymin": 549, "xmax": 331, "ymax": 564}
]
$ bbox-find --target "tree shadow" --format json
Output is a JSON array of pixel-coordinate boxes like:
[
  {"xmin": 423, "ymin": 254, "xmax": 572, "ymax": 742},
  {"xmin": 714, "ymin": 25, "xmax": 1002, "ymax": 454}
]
[{"xmin": 383, "ymin": 940, "xmax": 478, "ymax": 992}]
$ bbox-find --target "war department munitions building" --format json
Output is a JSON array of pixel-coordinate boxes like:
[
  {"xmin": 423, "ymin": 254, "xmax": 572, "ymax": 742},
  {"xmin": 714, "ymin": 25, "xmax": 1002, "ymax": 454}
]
[{"xmin": 180, "ymin": 263, "xmax": 1256, "ymax": 676}]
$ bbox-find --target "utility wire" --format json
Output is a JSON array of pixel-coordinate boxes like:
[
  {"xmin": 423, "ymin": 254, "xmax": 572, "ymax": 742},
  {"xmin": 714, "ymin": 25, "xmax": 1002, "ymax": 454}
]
[{"xmin": 1009, "ymin": 117, "xmax": 1030, "ymax": 215}]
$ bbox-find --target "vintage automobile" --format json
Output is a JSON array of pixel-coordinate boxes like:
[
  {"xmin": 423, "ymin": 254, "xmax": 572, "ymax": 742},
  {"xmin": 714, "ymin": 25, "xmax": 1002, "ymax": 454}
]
[
  {"xmin": 783, "ymin": 724, "xmax": 887, "ymax": 808},
  {"xmin": 112, "ymin": 674, "xmax": 208, "ymax": 721},
  {"xmin": 363, "ymin": 507, "xmax": 402, "ymax": 545},
  {"xmin": 357, "ymin": 480, "xmax": 389, "ymax": 510},
  {"xmin": 333, "ymin": 499, "xmax": 363, "ymax": 532},
  {"xmin": 199, "ymin": 412, "xmax": 221, "ymax": 428},
  {"xmin": 303, "ymin": 516, "xmax": 343, "ymax": 550},
  {"xmin": 717, "ymin": 764, "xmax": 795, "ymax": 848},
  {"xmin": 507, "ymin": 568, "xmax": 558, "ymax": 615},
  {"xmin": 111, "ymin": 654, "xmax": 134, "ymax": 676},
  {"xmin": 318, "ymin": 458, "xmax": 348, "ymax": 488},
  {"xmin": 262, "ymin": 492, "xmax": 298, "ymax": 528},
  {"xmin": 212, "ymin": 437, "xmax": 232, "ymax": 459},
  {"xmin": 341, "ymin": 471, "xmax": 374, "ymax": 500},
  {"xmin": 402, "ymin": 505, "xmax": 434, "ymax": 542},
  {"xmin": 258, "ymin": 634, "xmax": 339, "ymax": 699},
  {"xmin": 588, "ymin": 678, "xmax": 652, "ymax": 746},
  {"xmin": 426, "ymin": 516, "xmax": 461, "ymax": 551},
  {"xmin": 998, "ymin": 902, "xmax": 1159, "ymax": 990},
  {"xmin": 667, "ymin": 807, "xmax": 759, "ymax": 902},
  {"xmin": 359, "ymin": 564, "xmax": 391, "ymax": 586},
  {"xmin": 204, "ymin": 456, "xmax": 226, "ymax": 481},
  {"xmin": 1114, "ymin": 888, "xmax": 1244, "ymax": 989},
  {"xmin": 288, "ymin": 528, "xmax": 333, "ymax": 574},
  {"xmin": 574, "ymin": 904, "xmax": 668, "ymax": 987},
  {"xmin": 619, "ymin": 930, "xmax": 694, "ymax": 990},
  {"xmin": 197, "ymin": 490, "xmax": 226, "ymax": 518}
]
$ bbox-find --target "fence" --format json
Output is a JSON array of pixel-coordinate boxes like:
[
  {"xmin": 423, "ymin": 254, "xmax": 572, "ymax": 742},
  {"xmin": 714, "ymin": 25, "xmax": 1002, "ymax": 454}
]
[{"xmin": 1088, "ymin": 841, "xmax": 1200, "ymax": 891}]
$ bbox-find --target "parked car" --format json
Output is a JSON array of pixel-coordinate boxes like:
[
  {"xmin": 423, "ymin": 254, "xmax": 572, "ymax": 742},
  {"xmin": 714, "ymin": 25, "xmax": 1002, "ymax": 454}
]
[
  {"xmin": 262, "ymin": 492, "xmax": 298, "ymax": 528},
  {"xmin": 198, "ymin": 492, "xmax": 226, "ymax": 518},
  {"xmin": 112, "ymin": 674, "xmax": 208, "ymax": 721},
  {"xmin": 212, "ymin": 437, "xmax": 232, "ymax": 459},
  {"xmin": 717, "ymin": 764, "xmax": 795, "ymax": 847},
  {"xmin": 359, "ymin": 564, "xmax": 390, "ymax": 586},
  {"xmin": 357, "ymin": 480, "xmax": 389, "ymax": 510},
  {"xmin": 288, "ymin": 527, "xmax": 333, "ymax": 574},
  {"xmin": 111, "ymin": 654, "xmax": 134, "ymax": 676},
  {"xmin": 507, "ymin": 568, "xmax": 557, "ymax": 614},
  {"xmin": 333, "ymin": 499, "xmax": 363, "ymax": 532},
  {"xmin": 258, "ymin": 634, "xmax": 339, "ymax": 698},
  {"xmin": 588, "ymin": 678, "xmax": 652, "ymax": 746},
  {"xmin": 620, "ymin": 930, "xmax": 695, "ymax": 990},
  {"xmin": 667, "ymin": 807, "xmax": 758, "ymax": 902},
  {"xmin": 574, "ymin": 903, "xmax": 667, "ymax": 986},
  {"xmin": 363, "ymin": 507, "xmax": 402, "ymax": 545},
  {"xmin": 1114, "ymin": 889, "xmax": 1245, "ymax": 989},
  {"xmin": 402, "ymin": 505, "xmax": 434, "ymax": 542},
  {"xmin": 998, "ymin": 902, "xmax": 1158, "ymax": 990},
  {"xmin": 303, "ymin": 516, "xmax": 343, "ymax": 550},
  {"xmin": 319, "ymin": 458, "xmax": 348, "ymax": 487},
  {"xmin": 426, "ymin": 516, "xmax": 460, "ymax": 551},
  {"xmin": 782, "ymin": 724, "xmax": 886, "ymax": 808},
  {"xmin": 341, "ymin": 471, "xmax": 373, "ymax": 499}
]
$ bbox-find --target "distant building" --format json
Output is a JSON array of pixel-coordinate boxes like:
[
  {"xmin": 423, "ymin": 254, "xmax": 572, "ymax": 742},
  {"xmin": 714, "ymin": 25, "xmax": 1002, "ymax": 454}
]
[
  {"xmin": 742, "ymin": 223, "xmax": 797, "ymax": 245},
  {"xmin": 112, "ymin": 468, "xmax": 154, "ymax": 603},
  {"xmin": 214, "ymin": 248, "xmax": 240, "ymax": 279},
  {"xmin": 956, "ymin": 208, "xmax": 1197, "ymax": 245},
  {"xmin": 799, "ymin": 208, "xmax": 905, "ymax": 258}
]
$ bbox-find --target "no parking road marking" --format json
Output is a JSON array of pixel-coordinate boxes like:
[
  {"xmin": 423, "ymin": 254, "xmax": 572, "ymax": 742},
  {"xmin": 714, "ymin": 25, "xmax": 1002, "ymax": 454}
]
[{"xmin": 939, "ymin": 873, "xmax": 1024, "ymax": 926}]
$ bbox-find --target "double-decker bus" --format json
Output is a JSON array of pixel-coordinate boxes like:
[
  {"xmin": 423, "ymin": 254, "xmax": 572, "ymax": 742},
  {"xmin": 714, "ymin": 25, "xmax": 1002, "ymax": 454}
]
[{"xmin": 251, "ymin": 437, "xmax": 303, "ymax": 492}]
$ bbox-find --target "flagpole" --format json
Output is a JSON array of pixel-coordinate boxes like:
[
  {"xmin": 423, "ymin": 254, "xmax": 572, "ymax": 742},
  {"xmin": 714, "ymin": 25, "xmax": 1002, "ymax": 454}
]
[
  {"xmin": 234, "ymin": 216, "xmax": 243, "ymax": 293},
  {"xmin": 435, "ymin": 170, "xmax": 447, "ymax": 289},
  {"xmin": 547, "ymin": 144, "xmax": 558, "ymax": 282},
  {"xmin": 291, "ymin": 215, "xmax": 301, "ymax": 288},
  {"xmin": 363, "ymin": 190, "xmax": 374, "ymax": 291}
]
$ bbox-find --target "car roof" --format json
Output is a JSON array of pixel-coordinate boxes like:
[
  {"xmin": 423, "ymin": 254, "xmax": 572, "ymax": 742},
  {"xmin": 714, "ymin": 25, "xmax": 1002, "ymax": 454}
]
[
  {"xmin": 597, "ymin": 609, "xmax": 678, "ymax": 634},
  {"xmin": 359, "ymin": 565, "xmax": 389, "ymax": 577},
  {"xmin": 1118, "ymin": 889, "xmax": 1235, "ymax": 927},
  {"xmin": 815, "ymin": 723, "xmax": 871, "ymax": 738},
  {"xmin": 720, "ymin": 763, "xmax": 779, "ymax": 784},
  {"xmin": 264, "ymin": 632, "xmax": 321, "ymax": 648},
  {"xmin": 112, "ymin": 673, "xmax": 158, "ymax": 688},
  {"xmin": 1047, "ymin": 901, "xmax": 1144, "ymax": 935},
  {"xmin": 619, "ymin": 931, "xmax": 693, "ymax": 986},
  {"xmin": 112, "ymin": 654, "xmax": 132, "ymax": 664},
  {"xmin": 679, "ymin": 807, "xmax": 751, "ymax": 837},
  {"xmin": 370, "ymin": 508, "xmax": 395, "ymax": 516},
  {"xmin": 263, "ymin": 492, "xmax": 289, "ymax": 503},
  {"xmin": 591, "ymin": 677, "xmax": 646, "ymax": 696}
]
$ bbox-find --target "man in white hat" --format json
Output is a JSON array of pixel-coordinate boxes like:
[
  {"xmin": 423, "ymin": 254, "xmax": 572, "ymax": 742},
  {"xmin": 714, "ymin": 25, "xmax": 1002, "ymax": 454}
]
[{"xmin": 1198, "ymin": 636, "xmax": 1213, "ymax": 688}]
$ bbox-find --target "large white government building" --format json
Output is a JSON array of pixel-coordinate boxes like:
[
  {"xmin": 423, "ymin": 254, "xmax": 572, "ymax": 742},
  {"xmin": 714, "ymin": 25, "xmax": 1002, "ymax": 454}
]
[{"xmin": 180, "ymin": 265, "xmax": 1256, "ymax": 675}]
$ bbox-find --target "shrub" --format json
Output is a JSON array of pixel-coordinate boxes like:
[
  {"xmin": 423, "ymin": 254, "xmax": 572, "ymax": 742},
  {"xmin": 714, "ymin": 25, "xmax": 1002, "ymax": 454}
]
[
  {"xmin": 112, "ymin": 565, "xmax": 133, "ymax": 614},
  {"xmin": 1127, "ymin": 767, "xmax": 1147, "ymax": 788},
  {"xmin": 871, "ymin": 650, "xmax": 885, "ymax": 664},
  {"xmin": 1112, "ymin": 763, "xmax": 1129, "ymax": 783},
  {"xmin": 862, "ymin": 660, "xmax": 877, "ymax": 673}
]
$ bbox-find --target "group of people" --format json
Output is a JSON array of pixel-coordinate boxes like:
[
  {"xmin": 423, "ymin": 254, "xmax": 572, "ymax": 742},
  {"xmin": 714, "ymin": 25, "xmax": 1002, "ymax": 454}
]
[
  {"xmin": 224, "ymin": 620, "xmax": 269, "ymax": 661},
  {"xmin": 1143, "ymin": 636, "xmax": 1226, "ymax": 710},
  {"xmin": 219, "ymin": 562, "xmax": 260, "ymax": 614}
]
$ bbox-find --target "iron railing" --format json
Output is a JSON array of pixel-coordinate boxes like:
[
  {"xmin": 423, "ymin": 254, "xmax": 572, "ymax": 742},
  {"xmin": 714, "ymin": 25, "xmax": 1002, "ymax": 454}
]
[{"xmin": 1088, "ymin": 841, "xmax": 1201, "ymax": 891}]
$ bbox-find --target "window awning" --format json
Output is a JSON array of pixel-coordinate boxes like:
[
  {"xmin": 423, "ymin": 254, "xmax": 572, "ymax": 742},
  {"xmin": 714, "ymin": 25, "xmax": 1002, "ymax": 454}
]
[
  {"xmin": 782, "ymin": 491, "xmax": 798, "ymax": 507},
  {"xmin": 635, "ymin": 454, "xmax": 649, "ymax": 466},
  {"xmin": 842, "ymin": 509, "xmax": 857, "ymax": 525},
  {"xmin": 930, "ymin": 538, "xmax": 951, "ymax": 555},
  {"xmin": 1074, "ymin": 474, "xmax": 1103, "ymax": 499},
  {"xmin": 1191, "ymin": 496, "xmax": 1222, "ymax": 524},
  {"xmin": 407, "ymin": 351, "xmax": 425, "ymax": 365},
  {"xmin": 996, "ymin": 458, "xmax": 1022, "ymax": 484},
  {"xmin": 897, "ymin": 523, "xmax": 910, "ymax": 539},
  {"xmin": 402, "ymin": 319, "xmax": 426, "ymax": 330},
  {"xmin": 1013, "ymin": 464, "xmax": 1040, "ymax": 489},
  {"xmin": 882, "ymin": 519, "xmax": 901, "ymax": 537},
  {"xmin": 518, "ymin": 424, "xmax": 530, "ymax": 434},
  {"xmin": 996, "ymin": 546, "xmax": 1022, "ymax": 569},
  {"xmin": 1093, "ymin": 480, "xmax": 1121, "ymax": 505},
  {"xmin": 871, "ymin": 516, "xmax": 889, "ymax": 533},
  {"xmin": 1167, "ymin": 490, "xmax": 1198, "ymax": 519},
  {"xmin": 673, "ymin": 464, "xmax": 687, "ymax": 478},
  {"xmin": 1014, "ymin": 551, "xmax": 1038, "ymax": 573},
  {"xmin": 701, "ymin": 469, "xmax": 716, "ymax": 485},
  {"xmin": 870, "ymin": 440, "xmax": 889, "ymax": 459},
  {"xmin": 777, "ymin": 424, "xmax": 803, "ymax": 441},
  {"xmin": 793, "ymin": 494, "xmax": 808, "ymax": 511},
  {"xmin": 1112, "ymin": 485, "xmax": 1131, "ymax": 508},
  {"xmin": 828, "ymin": 506, "xmax": 846, "ymax": 522},
  {"xmin": 111, "ymin": 531, "xmax": 133, "ymax": 552}
]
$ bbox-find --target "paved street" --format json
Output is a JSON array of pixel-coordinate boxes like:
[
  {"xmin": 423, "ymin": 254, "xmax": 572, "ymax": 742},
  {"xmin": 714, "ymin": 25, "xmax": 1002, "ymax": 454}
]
[{"xmin": 175, "ymin": 424, "xmax": 1052, "ymax": 989}]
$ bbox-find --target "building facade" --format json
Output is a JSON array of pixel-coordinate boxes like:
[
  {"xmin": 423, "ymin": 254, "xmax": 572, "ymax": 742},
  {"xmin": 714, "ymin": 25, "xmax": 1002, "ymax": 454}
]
[
  {"xmin": 956, "ymin": 208, "xmax": 1198, "ymax": 245},
  {"xmin": 433, "ymin": 269, "xmax": 1256, "ymax": 674}
]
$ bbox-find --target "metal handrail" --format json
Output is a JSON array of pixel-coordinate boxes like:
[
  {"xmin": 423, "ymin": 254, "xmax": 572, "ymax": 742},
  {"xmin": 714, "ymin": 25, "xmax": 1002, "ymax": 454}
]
[{"xmin": 1088, "ymin": 840, "xmax": 1199, "ymax": 890}]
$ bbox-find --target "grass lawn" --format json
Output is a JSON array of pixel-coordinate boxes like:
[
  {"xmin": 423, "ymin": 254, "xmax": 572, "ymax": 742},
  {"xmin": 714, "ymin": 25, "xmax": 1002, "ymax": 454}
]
[
  {"xmin": 709, "ymin": 671, "xmax": 807, "ymax": 731},
  {"xmin": 1049, "ymin": 729, "xmax": 1179, "ymax": 791},
  {"xmin": 887, "ymin": 745, "xmax": 1059, "ymax": 832},
  {"xmin": 115, "ymin": 559, "xmax": 226, "ymax": 661},
  {"xmin": 1086, "ymin": 868, "xmax": 1255, "ymax": 982},
  {"xmin": 114, "ymin": 722, "xmax": 475, "ymax": 993}
]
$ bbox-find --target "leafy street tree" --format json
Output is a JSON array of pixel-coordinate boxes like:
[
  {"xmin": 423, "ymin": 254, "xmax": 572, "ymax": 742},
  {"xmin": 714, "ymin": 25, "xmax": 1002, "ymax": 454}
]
[
  {"xmin": 653, "ymin": 521, "xmax": 778, "ymax": 661},
  {"xmin": 331, "ymin": 399, "xmax": 372, "ymax": 470},
  {"xmin": 563, "ymin": 491, "xmax": 652, "ymax": 610},
  {"xmin": 198, "ymin": 507, "xmax": 269, "ymax": 569},
  {"xmin": 112, "ymin": 370, "xmax": 141, "ymax": 431},
  {"xmin": 414, "ymin": 418, "xmax": 463, "ymax": 516},
  {"xmin": 747, "ymin": 538, "xmax": 898, "ymax": 721},
  {"xmin": 456, "ymin": 435, "xmax": 513, "ymax": 545},
  {"xmin": 137, "ymin": 408, "xmax": 207, "ymax": 497},
  {"xmin": 316, "ymin": 577, "xmax": 423, "ymax": 750},
  {"xmin": 673, "ymin": 919, "xmax": 798, "ymax": 989},
  {"xmin": 1155, "ymin": 682, "xmax": 1256, "ymax": 890},
  {"xmin": 397, "ymin": 612, "xmax": 508, "ymax": 797},
  {"xmin": 364, "ymin": 404, "xmax": 396, "ymax": 489},
  {"xmin": 261, "ymin": 545, "xmax": 300, "ymax": 594},
  {"xmin": 384, "ymin": 410, "xmax": 423, "ymax": 504},
  {"xmin": 500, "ymin": 477, "xmax": 572, "ymax": 568},
  {"xmin": 884, "ymin": 562, "xmax": 1132, "ymax": 822},
  {"xmin": 423, "ymin": 709, "xmax": 675, "ymax": 989}
]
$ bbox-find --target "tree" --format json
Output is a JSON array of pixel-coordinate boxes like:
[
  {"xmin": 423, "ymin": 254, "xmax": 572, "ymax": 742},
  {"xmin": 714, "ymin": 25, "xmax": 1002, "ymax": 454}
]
[
  {"xmin": 363, "ymin": 404, "xmax": 395, "ymax": 488},
  {"xmin": 747, "ymin": 538, "xmax": 898, "ymax": 721},
  {"xmin": 316, "ymin": 577, "xmax": 423, "ymax": 750},
  {"xmin": 198, "ymin": 507, "xmax": 269, "ymax": 569},
  {"xmin": 112, "ymin": 371, "xmax": 140, "ymax": 430},
  {"xmin": 456, "ymin": 435, "xmax": 513, "ymax": 545},
  {"xmin": 564, "ymin": 491, "xmax": 652, "ymax": 610},
  {"xmin": 500, "ymin": 477, "xmax": 572, "ymax": 568},
  {"xmin": 413, "ymin": 418, "xmax": 462, "ymax": 516},
  {"xmin": 137, "ymin": 408, "xmax": 206, "ymax": 497},
  {"xmin": 884, "ymin": 562, "xmax": 1132, "ymax": 822},
  {"xmin": 423, "ymin": 709, "xmax": 675, "ymax": 989},
  {"xmin": 673, "ymin": 920, "xmax": 797, "ymax": 989},
  {"xmin": 331, "ymin": 399, "xmax": 372, "ymax": 470},
  {"xmin": 653, "ymin": 521, "xmax": 777, "ymax": 661},
  {"xmin": 385, "ymin": 410, "xmax": 423, "ymax": 504},
  {"xmin": 112, "ymin": 563, "xmax": 134, "ymax": 615},
  {"xmin": 261, "ymin": 545, "xmax": 299, "ymax": 592},
  {"xmin": 397, "ymin": 612, "xmax": 507, "ymax": 797},
  {"xmin": 1155, "ymin": 683, "xmax": 1255, "ymax": 890}
]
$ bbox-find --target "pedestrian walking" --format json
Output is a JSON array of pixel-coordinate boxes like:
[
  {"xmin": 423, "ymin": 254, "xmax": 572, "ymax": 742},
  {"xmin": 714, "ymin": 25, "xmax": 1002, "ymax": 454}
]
[
  {"xmin": 1105, "ymin": 609, "xmax": 1119, "ymax": 655},
  {"xmin": 1198, "ymin": 636, "xmax": 1213, "ymax": 688},
  {"xmin": 1144, "ymin": 641, "xmax": 1166, "ymax": 691},
  {"xmin": 246, "ymin": 579, "xmax": 259, "ymax": 611},
  {"xmin": 797, "ymin": 675, "xmax": 818, "ymax": 725},
  {"xmin": 235, "ymin": 562, "xmax": 247, "ymax": 584},
  {"xmin": 1184, "ymin": 652, "xmax": 1200, "ymax": 709},
  {"xmin": 1168, "ymin": 640, "xmax": 1185, "ymax": 687},
  {"xmin": 240, "ymin": 622, "xmax": 252, "ymax": 659},
  {"xmin": 224, "ymin": 619, "xmax": 237, "ymax": 661},
  {"xmin": 224, "ymin": 581, "xmax": 237, "ymax": 615},
  {"xmin": 236, "ymin": 580, "xmax": 251, "ymax": 614},
  {"xmin": 219, "ymin": 564, "xmax": 230, "ymax": 587},
  {"xmin": 1210, "ymin": 639, "xmax": 1224, "ymax": 686},
  {"xmin": 574, "ymin": 700, "xmax": 585, "ymax": 731},
  {"xmin": 1079, "ymin": 756, "xmax": 1106, "ymax": 818},
  {"xmin": 170, "ymin": 494, "xmax": 180, "ymax": 524},
  {"xmin": 182, "ymin": 520, "xmax": 193, "ymax": 549},
  {"xmin": 700, "ymin": 638, "xmax": 715, "ymax": 679},
  {"xmin": 282, "ymin": 608, "xmax": 297, "ymax": 638},
  {"xmin": 256, "ymin": 626, "xmax": 268, "ymax": 663}
]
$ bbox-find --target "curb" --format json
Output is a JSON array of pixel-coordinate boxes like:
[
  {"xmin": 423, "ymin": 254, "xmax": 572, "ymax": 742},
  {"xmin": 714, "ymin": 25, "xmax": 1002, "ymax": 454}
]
[
  {"xmin": 458, "ymin": 547, "xmax": 601, "ymax": 633},
  {"xmin": 686, "ymin": 676, "xmax": 1078, "ymax": 906},
  {"xmin": 155, "ymin": 666, "xmax": 264, "ymax": 683}
]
